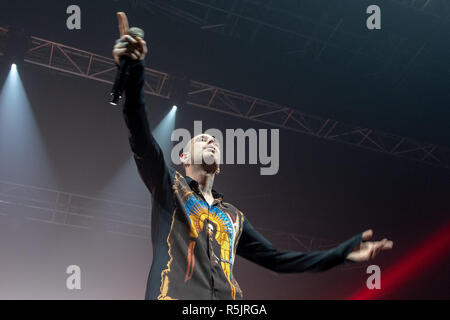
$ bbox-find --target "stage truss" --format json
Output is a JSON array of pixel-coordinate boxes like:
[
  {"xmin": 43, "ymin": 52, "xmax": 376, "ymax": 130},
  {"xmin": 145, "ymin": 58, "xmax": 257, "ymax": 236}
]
[
  {"xmin": 12, "ymin": 33, "xmax": 447, "ymax": 169},
  {"xmin": 0, "ymin": 179, "xmax": 362, "ymax": 271}
]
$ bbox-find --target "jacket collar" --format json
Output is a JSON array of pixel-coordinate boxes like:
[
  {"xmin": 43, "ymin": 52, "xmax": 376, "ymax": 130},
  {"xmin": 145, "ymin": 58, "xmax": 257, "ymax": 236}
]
[{"xmin": 185, "ymin": 175, "xmax": 224, "ymax": 201}]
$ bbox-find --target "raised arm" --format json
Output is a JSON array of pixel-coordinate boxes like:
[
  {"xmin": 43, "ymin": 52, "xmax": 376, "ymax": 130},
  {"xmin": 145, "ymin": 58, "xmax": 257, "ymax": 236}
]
[
  {"xmin": 113, "ymin": 13, "xmax": 172, "ymax": 204},
  {"xmin": 236, "ymin": 215, "xmax": 363, "ymax": 273},
  {"xmin": 121, "ymin": 59, "xmax": 172, "ymax": 198}
]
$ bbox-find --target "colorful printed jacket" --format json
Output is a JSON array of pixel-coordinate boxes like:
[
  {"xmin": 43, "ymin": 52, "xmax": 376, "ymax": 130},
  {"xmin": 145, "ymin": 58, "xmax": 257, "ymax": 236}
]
[{"xmin": 121, "ymin": 60, "xmax": 363, "ymax": 300}]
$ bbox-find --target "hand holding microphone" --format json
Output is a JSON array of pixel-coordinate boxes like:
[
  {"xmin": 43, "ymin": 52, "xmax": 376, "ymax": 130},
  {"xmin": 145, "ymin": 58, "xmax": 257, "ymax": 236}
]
[{"xmin": 110, "ymin": 12, "xmax": 148, "ymax": 105}]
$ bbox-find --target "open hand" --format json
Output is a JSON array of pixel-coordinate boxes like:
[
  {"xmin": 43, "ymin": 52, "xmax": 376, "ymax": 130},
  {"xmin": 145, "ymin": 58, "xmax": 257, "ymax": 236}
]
[{"xmin": 346, "ymin": 229, "xmax": 393, "ymax": 262}]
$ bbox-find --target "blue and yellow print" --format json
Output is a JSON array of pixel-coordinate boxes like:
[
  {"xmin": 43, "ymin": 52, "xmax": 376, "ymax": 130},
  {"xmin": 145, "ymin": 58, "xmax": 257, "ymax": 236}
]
[{"xmin": 184, "ymin": 195, "xmax": 238, "ymax": 298}]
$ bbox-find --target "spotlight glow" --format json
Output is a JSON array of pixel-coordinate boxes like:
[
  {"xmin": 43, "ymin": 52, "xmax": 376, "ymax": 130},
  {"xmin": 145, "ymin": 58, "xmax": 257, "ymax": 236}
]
[
  {"xmin": 0, "ymin": 62, "xmax": 56, "ymax": 185},
  {"xmin": 152, "ymin": 105, "xmax": 178, "ymax": 160}
]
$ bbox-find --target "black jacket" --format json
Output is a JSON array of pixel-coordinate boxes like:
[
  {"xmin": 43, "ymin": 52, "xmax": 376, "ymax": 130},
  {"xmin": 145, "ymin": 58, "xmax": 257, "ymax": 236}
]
[{"xmin": 121, "ymin": 60, "xmax": 363, "ymax": 300}]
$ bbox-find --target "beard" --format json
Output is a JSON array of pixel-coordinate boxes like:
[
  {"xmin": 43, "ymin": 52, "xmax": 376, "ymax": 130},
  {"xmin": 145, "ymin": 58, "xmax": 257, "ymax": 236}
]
[
  {"xmin": 194, "ymin": 151, "xmax": 219, "ymax": 174},
  {"xmin": 202, "ymin": 161, "xmax": 219, "ymax": 174},
  {"xmin": 202, "ymin": 152, "xmax": 219, "ymax": 174}
]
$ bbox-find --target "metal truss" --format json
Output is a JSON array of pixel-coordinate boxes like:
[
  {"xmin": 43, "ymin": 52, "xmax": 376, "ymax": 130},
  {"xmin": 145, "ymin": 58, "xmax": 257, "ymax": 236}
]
[
  {"xmin": 9, "ymin": 35, "xmax": 447, "ymax": 169},
  {"xmin": 24, "ymin": 36, "xmax": 171, "ymax": 99},
  {"xmin": 0, "ymin": 179, "xmax": 150, "ymax": 239},
  {"xmin": 0, "ymin": 179, "xmax": 362, "ymax": 270},
  {"xmin": 0, "ymin": 28, "xmax": 447, "ymax": 168},
  {"xmin": 188, "ymin": 80, "xmax": 449, "ymax": 168}
]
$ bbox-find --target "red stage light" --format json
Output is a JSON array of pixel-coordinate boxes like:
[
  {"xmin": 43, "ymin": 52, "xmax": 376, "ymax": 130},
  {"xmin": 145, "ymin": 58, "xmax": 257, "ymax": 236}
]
[{"xmin": 349, "ymin": 220, "xmax": 450, "ymax": 300}]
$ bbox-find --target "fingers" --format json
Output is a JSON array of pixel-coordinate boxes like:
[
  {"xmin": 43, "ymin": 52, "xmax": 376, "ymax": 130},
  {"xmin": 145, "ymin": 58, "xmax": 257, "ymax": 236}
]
[
  {"xmin": 362, "ymin": 229, "xmax": 373, "ymax": 241},
  {"xmin": 130, "ymin": 50, "xmax": 140, "ymax": 60},
  {"xmin": 117, "ymin": 12, "xmax": 129, "ymax": 37},
  {"xmin": 113, "ymin": 49, "xmax": 140, "ymax": 60},
  {"xmin": 136, "ymin": 37, "xmax": 147, "ymax": 47},
  {"xmin": 370, "ymin": 247, "xmax": 378, "ymax": 259},
  {"xmin": 114, "ymin": 13, "xmax": 147, "ymax": 62},
  {"xmin": 114, "ymin": 43, "xmax": 141, "ymax": 57},
  {"xmin": 368, "ymin": 239, "xmax": 393, "ymax": 260},
  {"xmin": 112, "ymin": 47, "xmax": 125, "ymax": 64},
  {"xmin": 114, "ymin": 36, "xmax": 138, "ymax": 54},
  {"xmin": 135, "ymin": 37, "xmax": 148, "ymax": 54},
  {"xmin": 372, "ymin": 243, "xmax": 383, "ymax": 259},
  {"xmin": 377, "ymin": 238, "xmax": 393, "ymax": 250},
  {"xmin": 113, "ymin": 48, "xmax": 128, "ymax": 55},
  {"xmin": 382, "ymin": 239, "xmax": 394, "ymax": 250},
  {"xmin": 116, "ymin": 34, "xmax": 137, "ymax": 46},
  {"xmin": 366, "ymin": 243, "xmax": 378, "ymax": 260},
  {"xmin": 113, "ymin": 35, "xmax": 145, "ymax": 62}
]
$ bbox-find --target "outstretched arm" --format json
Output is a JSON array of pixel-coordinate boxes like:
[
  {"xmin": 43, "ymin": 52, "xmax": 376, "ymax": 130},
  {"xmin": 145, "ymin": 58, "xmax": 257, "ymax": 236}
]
[
  {"xmin": 236, "ymin": 215, "xmax": 392, "ymax": 273},
  {"xmin": 114, "ymin": 12, "xmax": 172, "ymax": 203}
]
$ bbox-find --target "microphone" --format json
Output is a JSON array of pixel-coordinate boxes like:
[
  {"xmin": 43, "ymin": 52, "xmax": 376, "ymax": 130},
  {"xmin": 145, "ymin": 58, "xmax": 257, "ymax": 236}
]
[{"xmin": 109, "ymin": 27, "xmax": 145, "ymax": 105}]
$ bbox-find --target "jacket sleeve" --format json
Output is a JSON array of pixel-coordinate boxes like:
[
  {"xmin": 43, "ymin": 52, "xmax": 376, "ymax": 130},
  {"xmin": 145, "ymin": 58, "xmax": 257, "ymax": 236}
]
[
  {"xmin": 236, "ymin": 215, "xmax": 363, "ymax": 273},
  {"xmin": 121, "ymin": 60, "xmax": 172, "ymax": 204}
]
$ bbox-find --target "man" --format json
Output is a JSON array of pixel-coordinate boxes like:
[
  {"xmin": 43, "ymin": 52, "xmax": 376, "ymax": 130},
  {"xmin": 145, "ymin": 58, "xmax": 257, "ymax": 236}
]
[{"xmin": 113, "ymin": 12, "xmax": 393, "ymax": 300}]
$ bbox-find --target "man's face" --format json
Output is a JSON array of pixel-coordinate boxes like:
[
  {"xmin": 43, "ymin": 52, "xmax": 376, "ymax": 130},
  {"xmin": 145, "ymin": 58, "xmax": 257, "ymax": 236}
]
[{"xmin": 187, "ymin": 134, "xmax": 221, "ymax": 166}]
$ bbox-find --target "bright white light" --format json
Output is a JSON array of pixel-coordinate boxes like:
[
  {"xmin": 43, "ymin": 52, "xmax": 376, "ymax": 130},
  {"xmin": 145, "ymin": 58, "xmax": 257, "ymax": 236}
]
[
  {"xmin": 153, "ymin": 104, "xmax": 177, "ymax": 159},
  {"xmin": 0, "ymin": 61, "xmax": 57, "ymax": 185}
]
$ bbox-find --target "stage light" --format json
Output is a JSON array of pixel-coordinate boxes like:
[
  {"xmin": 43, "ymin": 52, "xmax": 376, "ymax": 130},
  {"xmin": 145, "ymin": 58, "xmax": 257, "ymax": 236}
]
[
  {"xmin": 96, "ymin": 103, "xmax": 178, "ymax": 208},
  {"xmin": 0, "ymin": 61, "xmax": 56, "ymax": 186},
  {"xmin": 153, "ymin": 104, "xmax": 178, "ymax": 161}
]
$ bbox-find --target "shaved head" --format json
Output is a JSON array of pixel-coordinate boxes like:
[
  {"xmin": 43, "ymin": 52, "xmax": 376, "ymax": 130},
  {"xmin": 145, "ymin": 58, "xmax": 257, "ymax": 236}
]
[{"xmin": 180, "ymin": 133, "xmax": 221, "ymax": 174}]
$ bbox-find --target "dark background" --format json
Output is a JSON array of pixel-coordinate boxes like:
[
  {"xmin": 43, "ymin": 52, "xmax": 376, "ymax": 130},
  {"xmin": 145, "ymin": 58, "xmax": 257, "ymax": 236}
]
[{"xmin": 0, "ymin": 0, "xmax": 448, "ymax": 299}]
